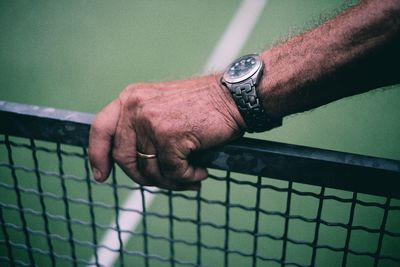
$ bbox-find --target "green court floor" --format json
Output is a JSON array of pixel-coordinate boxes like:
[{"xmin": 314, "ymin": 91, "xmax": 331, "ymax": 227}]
[{"xmin": 1, "ymin": 1, "xmax": 399, "ymax": 266}]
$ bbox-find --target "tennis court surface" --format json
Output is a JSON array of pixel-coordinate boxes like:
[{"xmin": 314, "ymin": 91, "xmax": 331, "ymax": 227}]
[{"xmin": 1, "ymin": 1, "xmax": 400, "ymax": 266}]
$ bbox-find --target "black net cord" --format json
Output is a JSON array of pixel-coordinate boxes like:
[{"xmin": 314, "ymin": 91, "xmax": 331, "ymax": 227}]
[
  {"xmin": 31, "ymin": 138, "xmax": 56, "ymax": 267},
  {"xmin": 57, "ymin": 142, "xmax": 77, "ymax": 267},
  {"xmin": 342, "ymin": 192, "xmax": 358, "ymax": 266},
  {"xmin": 140, "ymin": 186, "xmax": 150, "ymax": 267},
  {"xmin": 196, "ymin": 190, "xmax": 202, "ymax": 266},
  {"xmin": 224, "ymin": 171, "xmax": 231, "ymax": 267},
  {"xmin": 251, "ymin": 176, "xmax": 262, "ymax": 267},
  {"xmin": 5, "ymin": 135, "xmax": 36, "ymax": 266},
  {"xmin": 280, "ymin": 181, "xmax": 293, "ymax": 266},
  {"xmin": 111, "ymin": 166, "xmax": 125, "ymax": 266},
  {"xmin": 310, "ymin": 186, "xmax": 326, "ymax": 266},
  {"xmin": 168, "ymin": 190, "xmax": 176, "ymax": 267},
  {"xmin": 373, "ymin": 197, "xmax": 391, "ymax": 267},
  {"xmin": 83, "ymin": 148, "xmax": 99, "ymax": 267},
  {"xmin": 0, "ymin": 203, "xmax": 14, "ymax": 264}
]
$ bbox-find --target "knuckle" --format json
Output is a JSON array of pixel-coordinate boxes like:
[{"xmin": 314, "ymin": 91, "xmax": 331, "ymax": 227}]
[
  {"xmin": 90, "ymin": 116, "xmax": 104, "ymax": 136},
  {"xmin": 127, "ymin": 91, "xmax": 144, "ymax": 108},
  {"xmin": 119, "ymin": 83, "xmax": 148, "ymax": 107},
  {"xmin": 122, "ymin": 82, "xmax": 148, "ymax": 95},
  {"xmin": 180, "ymin": 168, "xmax": 193, "ymax": 180}
]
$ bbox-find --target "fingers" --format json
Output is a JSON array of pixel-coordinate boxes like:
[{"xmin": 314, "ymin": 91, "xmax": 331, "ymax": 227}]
[
  {"xmin": 90, "ymin": 98, "xmax": 206, "ymax": 190},
  {"xmin": 139, "ymin": 157, "xmax": 202, "ymax": 191},
  {"xmin": 112, "ymin": 105, "xmax": 150, "ymax": 186},
  {"xmin": 89, "ymin": 99, "xmax": 121, "ymax": 182},
  {"xmin": 158, "ymin": 149, "xmax": 208, "ymax": 189},
  {"xmin": 137, "ymin": 138, "xmax": 204, "ymax": 191}
]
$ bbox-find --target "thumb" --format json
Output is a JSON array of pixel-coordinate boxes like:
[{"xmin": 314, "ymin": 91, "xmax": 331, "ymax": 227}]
[{"xmin": 88, "ymin": 99, "xmax": 121, "ymax": 182}]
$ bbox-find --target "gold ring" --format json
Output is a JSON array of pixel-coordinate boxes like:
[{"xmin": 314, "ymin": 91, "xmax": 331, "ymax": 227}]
[{"xmin": 137, "ymin": 151, "xmax": 157, "ymax": 159}]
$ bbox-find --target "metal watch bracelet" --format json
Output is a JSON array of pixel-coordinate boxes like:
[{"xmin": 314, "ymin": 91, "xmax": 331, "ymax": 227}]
[{"xmin": 224, "ymin": 78, "xmax": 281, "ymax": 133}]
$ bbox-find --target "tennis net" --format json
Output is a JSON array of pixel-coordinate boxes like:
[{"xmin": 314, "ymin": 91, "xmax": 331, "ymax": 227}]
[{"xmin": 0, "ymin": 100, "xmax": 399, "ymax": 267}]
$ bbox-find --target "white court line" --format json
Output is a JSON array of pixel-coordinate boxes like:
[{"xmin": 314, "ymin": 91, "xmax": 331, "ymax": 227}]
[
  {"xmin": 90, "ymin": 0, "xmax": 267, "ymax": 266},
  {"xmin": 203, "ymin": 0, "xmax": 267, "ymax": 73},
  {"xmin": 90, "ymin": 187, "xmax": 158, "ymax": 267}
]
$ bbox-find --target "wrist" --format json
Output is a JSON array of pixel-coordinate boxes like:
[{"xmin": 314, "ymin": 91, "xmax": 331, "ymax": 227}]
[
  {"xmin": 207, "ymin": 74, "xmax": 247, "ymax": 132},
  {"xmin": 220, "ymin": 54, "xmax": 282, "ymax": 132}
]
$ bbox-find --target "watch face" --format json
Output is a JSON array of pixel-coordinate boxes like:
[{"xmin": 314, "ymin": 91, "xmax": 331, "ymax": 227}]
[{"xmin": 223, "ymin": 54, "xmax": 262, "ymax": 84}]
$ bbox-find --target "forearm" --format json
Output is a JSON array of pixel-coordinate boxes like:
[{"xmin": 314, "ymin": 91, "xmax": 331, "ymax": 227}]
[{"xmin": 259, "ymin": 0, "xmax": 400, "ymax": 119}]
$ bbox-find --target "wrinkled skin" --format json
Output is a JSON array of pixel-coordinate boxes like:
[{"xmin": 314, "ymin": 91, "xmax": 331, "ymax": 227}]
[{"xmin": 88, "ymin": 75, "xmax": 244, "ymax": 190}]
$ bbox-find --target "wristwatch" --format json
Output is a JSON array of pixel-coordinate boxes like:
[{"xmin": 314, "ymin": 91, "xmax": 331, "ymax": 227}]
[{"xmin": 221, "ymin": 54, "xmax": 282, "ymax": 133}]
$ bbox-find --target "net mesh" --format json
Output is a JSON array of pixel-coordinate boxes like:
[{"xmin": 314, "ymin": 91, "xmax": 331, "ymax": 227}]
[
  {"xmin": 0, "ymin": 104, "xmax": 399, "ymax": 266},
  {"xmin": 1, "ymin": 135, "xmax": 399, "ymax": 267}
]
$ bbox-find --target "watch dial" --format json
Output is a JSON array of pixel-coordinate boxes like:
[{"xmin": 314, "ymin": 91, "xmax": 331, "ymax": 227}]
[{"xmin": 228, "ymin": 55, "xmax": 258, "ymax": 79}]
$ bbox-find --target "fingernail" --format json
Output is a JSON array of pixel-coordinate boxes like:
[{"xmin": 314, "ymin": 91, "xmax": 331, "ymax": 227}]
[{"xmin": 92, "ymin": 168, "xmax": 102, "ymax": 181}]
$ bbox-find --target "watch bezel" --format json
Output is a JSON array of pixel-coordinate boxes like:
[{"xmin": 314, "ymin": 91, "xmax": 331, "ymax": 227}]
[{"xmin": 222, "ymin": 54, "xmax": 262, "ymax": 84}]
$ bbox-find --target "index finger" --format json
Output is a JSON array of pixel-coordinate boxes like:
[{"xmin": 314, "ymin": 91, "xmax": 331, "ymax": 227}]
[{"xmin": 88, "ymin": 99, "xmax": 121, "ymax": 182}]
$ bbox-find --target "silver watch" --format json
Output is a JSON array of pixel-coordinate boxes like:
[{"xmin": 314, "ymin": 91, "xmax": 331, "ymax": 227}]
[{"xmin": 221, "ymin": 54, "xmax": 281, "ymax": 132}]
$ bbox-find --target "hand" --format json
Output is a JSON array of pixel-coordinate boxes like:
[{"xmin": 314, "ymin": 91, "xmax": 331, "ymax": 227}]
[{"xmin": 88, "ymin": 75, "xmax": 244, "ymax": 190}]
